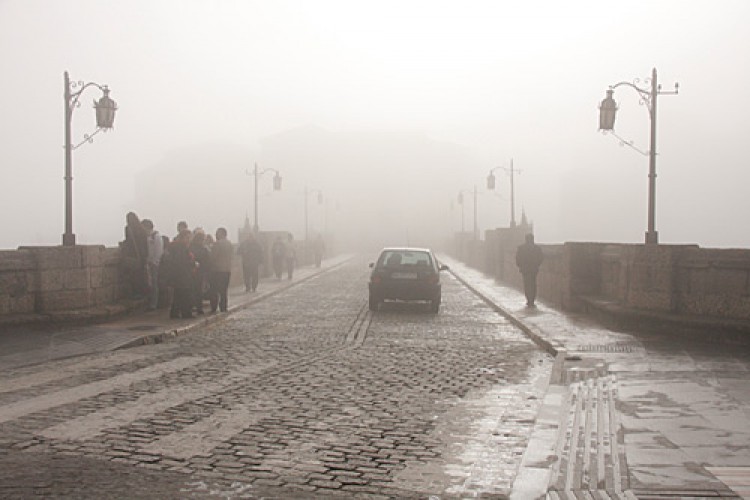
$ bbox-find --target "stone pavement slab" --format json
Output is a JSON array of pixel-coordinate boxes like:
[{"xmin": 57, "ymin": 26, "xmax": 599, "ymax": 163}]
[
  {"xmin": 0, "ymin": 255, "xmax": 352, "ymax": 371},
  {"xmin": 440, "ymin": 255, "xmax": 750, "ymax": 499}
]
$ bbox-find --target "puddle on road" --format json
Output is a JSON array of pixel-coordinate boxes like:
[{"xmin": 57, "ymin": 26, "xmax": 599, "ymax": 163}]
[{"xmin": 393, "ymin": 355, "xmax": 552, "ymax": 497}]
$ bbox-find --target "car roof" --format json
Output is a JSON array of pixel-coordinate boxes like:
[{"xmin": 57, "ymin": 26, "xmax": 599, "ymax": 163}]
[{"xmin": 380, "ymin": 247, "xmax": 433, "ymax": 253}]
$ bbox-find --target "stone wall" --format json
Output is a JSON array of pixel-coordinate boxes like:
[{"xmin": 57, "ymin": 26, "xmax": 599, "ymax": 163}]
[
  {"xmin": 0, "ymin": 245, "xmax": 126, "ymax": 318},
  {"xmin": 459, "ymin": 234, "xmax": 750, "ymax": 322}
]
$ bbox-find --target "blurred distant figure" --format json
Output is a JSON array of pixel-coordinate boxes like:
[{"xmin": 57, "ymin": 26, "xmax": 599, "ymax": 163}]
[
  {"xmin": 121, "ymin": 212, "xmax": 148, "ymax": 298},
  {"xmin": 169, "ymin": 229, "xmax": 196, "ymax": 319},
  {"xmin": 285, "ymin": 233, "xmax": 296, "ymax": 280},
  {"xmin": 209, "ymin": 227, "xmax": 233, "ymax": 313},
  {"xmin": 174, "ymin": 220, "xmax": 189, "ymax": 241},
  {"xmin": 142, "ymin": 219, "xmax": 163, "ymax": 310},
  {"xmin": 313, "ymin": 234, "xmax": 325, "ymax": 268},
  {"xmin": 190, "ymin": 230, "xmax": 210, "ymax": 315},
  {"xmin": 516, "ymin": 233, "xmax": 544, "ymax": 307},
  {"xmin": 271, "ymin": 236, "xmax": 285, "ymax": 280},
  {"xmin": 239, "ymin": 233, "xmax": 264, "ymax": 292}
]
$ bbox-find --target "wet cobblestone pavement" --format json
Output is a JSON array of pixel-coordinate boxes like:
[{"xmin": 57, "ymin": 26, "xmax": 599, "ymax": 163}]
[
  {"xmin": 442, "ymin": 257, "xmax": 750, "ymax": 499},
  {"xmin": 0, "ymin": 257, "xmax": 551, "ymax": 498}
]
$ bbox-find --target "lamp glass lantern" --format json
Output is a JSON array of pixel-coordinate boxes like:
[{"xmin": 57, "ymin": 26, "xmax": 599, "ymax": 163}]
[
  {"xmin": 457, "ymin": 192, "xmax": 464, "ymax": 204},
  {"xmin": 599, "ymin": 89, "xmax": 617, "ymax": 131},
  {"xmin": 486, "ymin": 172, "xmax": 496, "ymax": 190},
  {"xmin": 273, "ymin": 172, "xmax": 282, "ymax": 191},
  {"xmin": 94, "ymin": 87, "xmax": 117, "ymax": 129}
]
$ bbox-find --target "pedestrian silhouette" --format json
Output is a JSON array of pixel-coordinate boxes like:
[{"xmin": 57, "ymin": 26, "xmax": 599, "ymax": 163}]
[{"xmin": 515, "ymin": 233, "xmax": 543, "ymax": 307}]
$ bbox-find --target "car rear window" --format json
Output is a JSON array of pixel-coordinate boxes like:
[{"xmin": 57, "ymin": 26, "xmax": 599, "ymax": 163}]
[{"xmin": 378, "ymin": 251, "xmax": 433, "ymax": 268}]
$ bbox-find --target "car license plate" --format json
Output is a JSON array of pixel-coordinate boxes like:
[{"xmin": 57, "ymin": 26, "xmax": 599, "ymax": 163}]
[{"xmin": 391, "ymin": 272, "xmax": 418, "ymax": 279}]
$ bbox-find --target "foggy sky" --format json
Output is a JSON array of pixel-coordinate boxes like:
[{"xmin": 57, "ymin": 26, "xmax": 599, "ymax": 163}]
[{"xmin": 1, "ymin": 0, "xmax": 749, "ymax": 250}]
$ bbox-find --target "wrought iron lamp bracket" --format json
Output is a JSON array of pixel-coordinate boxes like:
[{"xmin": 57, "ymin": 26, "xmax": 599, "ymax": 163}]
[
  {"xmin": 610, "ymin": 80, "xmax": 653, "ymax": 117},
  {"xmin": 66, "ymin": 79, "xmax": 110, "ymax": 150},
  {"xmin": 601, "ymin": 130, "xmax": 649, "ymax": 156}
]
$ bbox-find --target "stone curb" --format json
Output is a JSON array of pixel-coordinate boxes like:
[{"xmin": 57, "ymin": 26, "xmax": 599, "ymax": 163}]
[
  {"xmin": 447, "ymin": 266, "xmax": 563, "ymax": 358},
  {"xmin": 115, "ymin": 256, "xmax": 353, "ymax": 350},
  {"xmin": 444, "ymin": 262, "xmax": 571, "ymax": 500}
]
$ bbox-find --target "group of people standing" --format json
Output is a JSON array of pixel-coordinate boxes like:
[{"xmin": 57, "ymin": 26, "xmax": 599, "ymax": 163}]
[
  {"xmin": 120, "ymin": 213, "xmax": 234, "ymax": 319},
  {"xmin": 120, "ymin": 212, "xmax": 317, "ymax": 319}
]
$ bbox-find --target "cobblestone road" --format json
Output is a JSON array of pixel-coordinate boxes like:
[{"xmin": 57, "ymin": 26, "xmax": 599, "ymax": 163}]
[{"xmin": 0, "ymin": 258, "xmax": 551, "ymax": 498}]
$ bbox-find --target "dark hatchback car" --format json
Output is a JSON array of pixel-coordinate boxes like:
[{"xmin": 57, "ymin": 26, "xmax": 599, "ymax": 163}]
[{"xmin": 368, "ymin": 248, "xmax": 449, "ymax": 313}]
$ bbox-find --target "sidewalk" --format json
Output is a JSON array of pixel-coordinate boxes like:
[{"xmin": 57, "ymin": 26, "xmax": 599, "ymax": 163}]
[
  {"xmin": 441, "ymin": 256, "xmax": 750, "ymax": 500},
  {"xmin": 0, "ymin": 255, "xmax": 352, "ymax": 372}
]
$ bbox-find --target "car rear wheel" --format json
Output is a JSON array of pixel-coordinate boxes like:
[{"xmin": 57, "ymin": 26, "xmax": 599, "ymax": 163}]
[
  {"xmin": 429, "ymin": 295, "xmax": 441, "ymax": 313},
  {"xmin": 369, "ymin": 295, "xmax": 380, "ymax": 311}
]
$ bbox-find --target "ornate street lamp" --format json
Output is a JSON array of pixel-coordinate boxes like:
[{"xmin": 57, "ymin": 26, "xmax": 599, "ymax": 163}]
[
  {"xmin": 304, "ymin": 186, "xmax": 324, "ymax": 243},
  {"xmin": 246, "ymin": 163, "xmax": 282, "ymax": 232},
  {"xmin": 599, "ymin": 68, "xmax": 678, "ymax": 245},
  {"xmin": 457, "ymin": 186, "xmax": 478, "ymax": 240},
  {"xmin": 487, "ymin": 159, "xmax": 519, "ymax": 227},
  {"xmin": 62, "ymin": 71, "xmax": 117, "ymax": 246}
]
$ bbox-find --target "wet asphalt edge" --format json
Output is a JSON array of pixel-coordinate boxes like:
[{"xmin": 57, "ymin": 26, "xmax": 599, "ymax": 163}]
[
  {"xmin": 115, "ymin": 256, "xmax": 354, "ymax": 351},
  {"xmin": 444, "ymin": 261, "xmax": 572, "ymax": 499},
  {"xmin": 445, "ymin": 265, "xmax": 562, "ymax": 358}
]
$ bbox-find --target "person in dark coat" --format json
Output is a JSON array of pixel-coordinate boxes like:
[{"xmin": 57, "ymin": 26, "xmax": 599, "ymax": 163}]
[
  {"xmin": 169, "ymin": 229, "xmax": 196, "ymax": 319},
  {"xmin": 516, "ymin": 233, "xmax": 544, "ymax": 307},
  {"xmin": 271, "ymin": 236, "xmax": 285, "ymax": 280},
  {"xmin": 209, "ymin": 227, "xmax": 233, "ymax": 313},
  {"xmin": 284, "ymin": 233, "xmax": 296, "ymax": 280},
  {"xmin": 239, "ymin": 233, "xmax": 264, "ymax": 292},
  {"xmin": 312, "ymin": 234, "xmax": 325, "ymax": 268},
  {"xmin": 121, "ymin": 211, "xmax": 149, "ymax": 297},
  {"xmin": 189, "ymin": 230, "xmax": 210, "ymax": 314}
]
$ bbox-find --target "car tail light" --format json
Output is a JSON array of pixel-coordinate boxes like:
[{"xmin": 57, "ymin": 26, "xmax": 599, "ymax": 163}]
[
  {"xmin": 372, "ymin": 275, "xmax": 382, "ymax": 284},
  {"xmin": 424, "ymin": 274, "xmax": 439, "ymax": 285}
]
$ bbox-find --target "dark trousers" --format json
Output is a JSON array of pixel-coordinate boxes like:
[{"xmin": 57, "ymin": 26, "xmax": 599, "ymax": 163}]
[
  {"xmin": 192, "ymin": 274, "xmax": 205, "ymax": 312},
  {"xmin": 285, "ymin": 258, "xmax": 294, "ymax": 279},
  {"xmin": 522, "ymin": 272, "xmax": 538, "ymax": 305},
  {"xmin": 243, "ymin": 263, "xmax": 259, "ymax": 291},
  {"xmin": 171, "ymin": 286, "xmax": 193, "ymax": 318},
  {"xmin": 209, "ymin": 271, "xmax": 231, "ymax": 312}
]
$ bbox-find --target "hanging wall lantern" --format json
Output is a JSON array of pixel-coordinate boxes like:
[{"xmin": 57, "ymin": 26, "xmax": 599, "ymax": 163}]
[
  {"xmin": 487, "ymin": 172, "xmax": 496, "ymax": 190},
  {"xmin": 599, "ymin": 89, "xmax": 617, "ymax": 131},
  {"xmin": 94, "ymin": 87, "xmax": 117, "ymax": 129}
]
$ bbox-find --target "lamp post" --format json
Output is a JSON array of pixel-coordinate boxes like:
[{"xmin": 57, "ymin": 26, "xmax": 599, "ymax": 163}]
[
  {"xmin": 457, "ymin": 186, "xmax": 478, "ymax": 241},
  {"xmin": 245, "ymin": 163, "xmax": 282, "ymax": 233},
  {"xmin": 62, "ymin": 71, "xmax": 117, "ymax": 246},
  {"xmin": 304, "ymin": 186, "xmax": 323, "ymax": 243},
  {"xmin": 599, "ymin": 67, "xmax": 678, "ymax": 245},
  {"xmin": 487, "ymin": 159, "xmax": 519, "ymax": 228}
]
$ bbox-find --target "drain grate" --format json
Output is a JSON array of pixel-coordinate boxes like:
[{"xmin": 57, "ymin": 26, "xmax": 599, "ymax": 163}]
[
  {"xmin": 126, "ymin": 325, "xmax": 160, "ymax": 332},
  {"xmin": 571, "ymin": 344, "xmax": 639, "ymax": 353}
]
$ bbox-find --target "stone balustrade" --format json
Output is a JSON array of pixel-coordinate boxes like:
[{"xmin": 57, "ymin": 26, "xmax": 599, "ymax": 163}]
[
  {"xmin": 458, "ymin": 230, "xmax": 750, "ymax": 323},
  {"xmin": 0, "ymin": 245, "xmax": 126, "ymax": 319}
]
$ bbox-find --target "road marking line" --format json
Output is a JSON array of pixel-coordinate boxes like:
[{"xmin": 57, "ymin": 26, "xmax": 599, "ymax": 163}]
[
  {"xmin": 39, "ymin": 383, "xmax": 222, "ymax": 441},
  {"xmin": 0, "ymin": 357, "xmax": 205, "ymax": 424},
  {"xmin": 37, "ymin": 361, "xmax": 277, "ymax": 441},
  {"xmin": 0, "ymin": 351, "xmax": 153, "ymax": 394},
  {"xmin": 141, "ymin": 405, "xmax": 263, "ymax": 459}
]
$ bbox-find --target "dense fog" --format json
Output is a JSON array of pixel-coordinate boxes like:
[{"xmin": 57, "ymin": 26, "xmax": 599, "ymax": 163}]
[{"xmin": 1, "ymin": 1, "xmax": 749, "ymax": 251}]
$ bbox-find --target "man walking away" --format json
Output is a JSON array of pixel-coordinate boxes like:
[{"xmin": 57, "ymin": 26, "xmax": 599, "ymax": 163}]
[
  {"xmin": 239, "ymin": 233, "xmax": 264, "ymax": 292},
  {"xmin": 209, "ymin": 227, "xmax": 233, "ymax": 313},
  {"xmin": 142, "ymin": 219, "xmax": 163, "ymax": 310},
  {"xmin": 313, "ymin": 234, "xmax": 325, "ymax": 268},
  {"xmin": 285, "ymin": 233, "xmax": 296, "ymax": 280},
  {"xmin": 516, "ymin": 233, "xmax": 544, "ymax": 307},
  {"xmin": 271, "ymin": 236, "xmax": 285, "ymax": 280}
]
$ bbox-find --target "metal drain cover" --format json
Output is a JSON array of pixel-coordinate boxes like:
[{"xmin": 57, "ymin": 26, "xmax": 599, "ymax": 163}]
[
  {"xmin": 572, "ymin": 344, "xmax": 639, "ymax": 353},
  {"xmin": 126, "ymin": 325, "xmax": 159, "ymax": 332}
]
